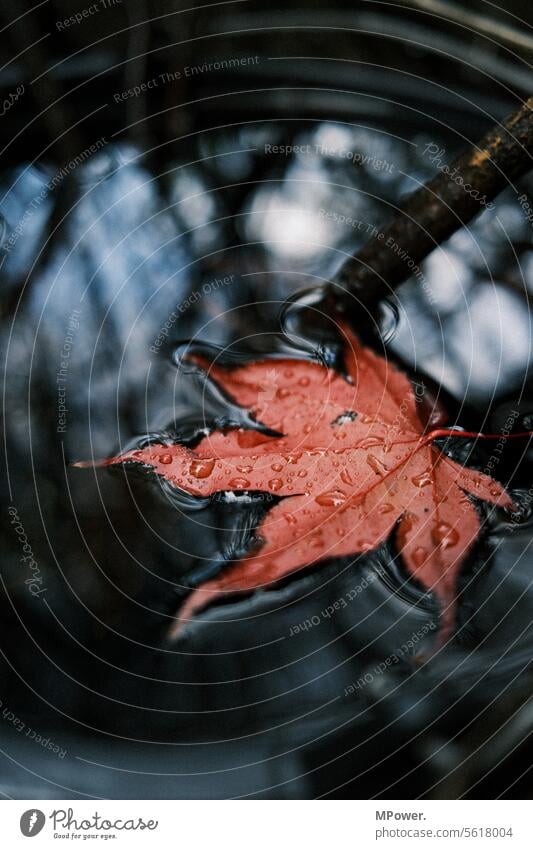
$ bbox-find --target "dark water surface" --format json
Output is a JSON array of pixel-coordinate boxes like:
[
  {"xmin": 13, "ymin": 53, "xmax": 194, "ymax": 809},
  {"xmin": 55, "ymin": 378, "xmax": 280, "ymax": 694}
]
[{"xmin": 1, "ymin": 6, "xmax": 533, "ymax": 798}]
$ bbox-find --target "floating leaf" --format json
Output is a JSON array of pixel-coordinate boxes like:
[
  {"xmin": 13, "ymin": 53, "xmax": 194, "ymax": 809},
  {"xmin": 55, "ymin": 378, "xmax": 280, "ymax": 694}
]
[{"xmin": 85, "ymin": 328, "xmax": 516, "ymax": 639}]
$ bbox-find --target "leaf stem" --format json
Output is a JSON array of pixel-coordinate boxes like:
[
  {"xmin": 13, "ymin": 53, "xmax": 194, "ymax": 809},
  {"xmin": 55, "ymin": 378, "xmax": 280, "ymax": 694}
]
[{"xmin": 424, "ymin": 428, "xmax": 533, "ymax": 445}]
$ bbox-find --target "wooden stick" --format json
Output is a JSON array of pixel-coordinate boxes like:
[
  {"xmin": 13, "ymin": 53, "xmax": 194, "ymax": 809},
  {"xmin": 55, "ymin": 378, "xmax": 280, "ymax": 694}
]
[{"xmin": 333, "ymin": 96, "xmax": 533, "ymax": 309}]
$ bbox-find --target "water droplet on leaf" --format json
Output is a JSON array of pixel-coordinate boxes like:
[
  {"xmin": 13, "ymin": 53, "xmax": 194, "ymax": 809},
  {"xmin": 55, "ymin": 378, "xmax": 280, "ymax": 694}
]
[
  {"xmin": 411, "ymin": 471, "xmax": 432, "ymax": 488},
  {"xmin": 367, "ymin": 453, "xmax": 388, "ymax": 475},
  {"xmin": 315, "ymin": 489, "xmax": 347, "ymax": 507},
  {"xmin": 356, "ymin": 437, "xmax": 383, "ymax": 449},
  {"xmin": 413, "ymin": 547, "xmax": 428, "ymax": 567},
  {"xmin": 431, "ymin": 523, "xmax": 459, "ymax": 548},
  {"xmin": 228, "ymin": 477, "xmax": 251, "ymax": 489},
  {"xmin": 190, "ymin": 458, "xmax": 215, "ymax": 478}
]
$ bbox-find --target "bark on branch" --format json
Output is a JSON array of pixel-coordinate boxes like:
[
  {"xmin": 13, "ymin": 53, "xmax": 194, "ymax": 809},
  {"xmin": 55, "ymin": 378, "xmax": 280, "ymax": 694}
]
[{"xmin": 333, "ymin": 96, "xmax": 533, "ymax": 309}]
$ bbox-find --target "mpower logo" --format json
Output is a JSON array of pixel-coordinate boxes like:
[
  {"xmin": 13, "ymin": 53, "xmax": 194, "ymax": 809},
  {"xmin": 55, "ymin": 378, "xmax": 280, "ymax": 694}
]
[{"xmin": 20, "ymin": 809, "xmax": 45, "ymax": 837}]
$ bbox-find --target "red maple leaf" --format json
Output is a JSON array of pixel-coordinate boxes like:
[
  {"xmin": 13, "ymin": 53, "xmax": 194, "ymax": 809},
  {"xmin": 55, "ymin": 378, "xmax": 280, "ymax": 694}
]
[{"xmin": 85, "ymin": 328, "xmax": 515, "ymax": 640}]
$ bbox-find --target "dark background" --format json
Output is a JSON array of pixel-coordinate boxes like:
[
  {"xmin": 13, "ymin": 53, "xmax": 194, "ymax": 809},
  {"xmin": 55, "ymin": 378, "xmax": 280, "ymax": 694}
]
[{"xmin": 1, "ymin": 0, "xmax": 533, "ymax": 798}]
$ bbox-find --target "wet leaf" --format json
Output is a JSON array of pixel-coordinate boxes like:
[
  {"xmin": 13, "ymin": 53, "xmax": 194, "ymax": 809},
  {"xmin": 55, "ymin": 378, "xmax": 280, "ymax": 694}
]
[{"xmin": 91, "ymin": 328, "xmax": 515, "ymax": 639}]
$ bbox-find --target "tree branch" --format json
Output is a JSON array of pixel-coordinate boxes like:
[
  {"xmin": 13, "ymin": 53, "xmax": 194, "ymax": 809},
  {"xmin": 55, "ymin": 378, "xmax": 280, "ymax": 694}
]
[{"xmin": 333, "ymin": 96, "xmax": 533, "ymax": 309}]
